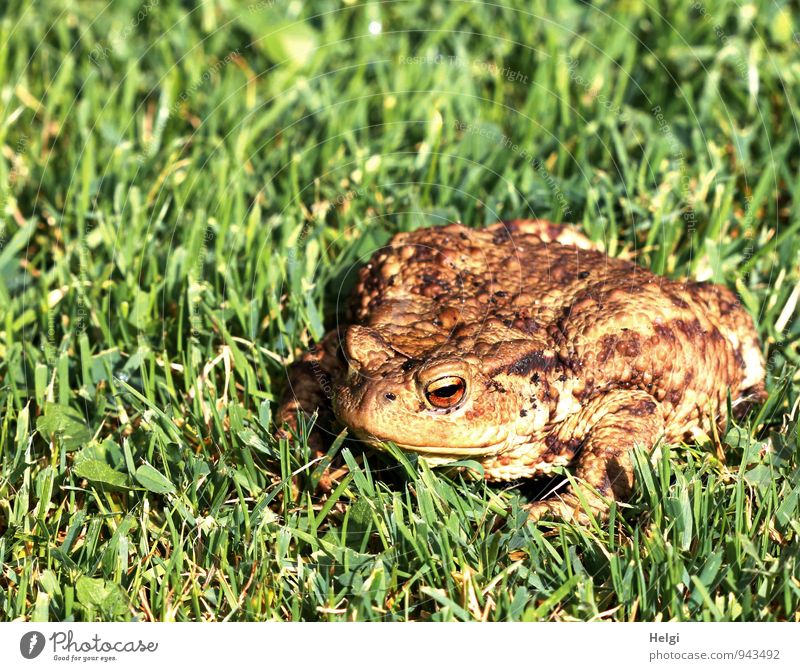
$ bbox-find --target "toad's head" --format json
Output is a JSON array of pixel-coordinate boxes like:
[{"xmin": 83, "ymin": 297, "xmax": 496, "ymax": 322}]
[{"xmin": 332, "ymin": 324, "xmax": 550, "ymax": 466}]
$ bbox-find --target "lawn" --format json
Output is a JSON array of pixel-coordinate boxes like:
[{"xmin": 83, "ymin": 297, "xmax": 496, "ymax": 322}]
[{"xmin": 0, "ymin": 0, "xmax": 798, "ymax": 621}]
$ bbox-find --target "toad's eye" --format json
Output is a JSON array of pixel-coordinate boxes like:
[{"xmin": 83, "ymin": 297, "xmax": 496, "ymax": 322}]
[{"xmin": 424, "ymin": 376, "xmax": 466, "ymax": 409}]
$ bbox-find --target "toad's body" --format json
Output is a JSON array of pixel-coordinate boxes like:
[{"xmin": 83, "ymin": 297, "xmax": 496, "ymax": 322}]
[{"xmin": 277, "ymin": 220, "xmax": 766, "ymax": 519}]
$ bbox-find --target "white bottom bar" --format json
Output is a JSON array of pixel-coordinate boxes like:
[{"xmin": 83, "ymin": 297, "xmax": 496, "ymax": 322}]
[{"xmin": 1, "ymin": 622, "xmax": 797, "ymax": 671}]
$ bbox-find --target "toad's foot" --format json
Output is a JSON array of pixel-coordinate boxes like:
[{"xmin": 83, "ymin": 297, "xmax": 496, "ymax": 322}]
[{"xmin": 526, "ymin": 389, "xmax": 665, "ymax": 523}]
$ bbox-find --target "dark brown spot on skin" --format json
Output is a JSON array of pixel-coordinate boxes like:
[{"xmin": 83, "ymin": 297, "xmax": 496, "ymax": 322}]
[
  {"xmin": 513, "ymin": 317, "xmax": 539, "ymax": 333},
  {"xmin": 578, "ymin": 271, "xmax": 590, "ymax": 279},
  {"xmin": 670, "ymin": 295, "xmax": 689, "ymax": 309},
  {"xmin": 673, "ymin": 319, "xmax": 688, "ymax": 337},
  {"xmin": 566, "ymin": 437, "xmax": 582, "ymax": 453},
  {"xmin": 544, "ymin": 434, "xmax": 582, "ymax": 456},
  {"xmin": 544, "ymin": 434, "xmax": 560, "ymax": 454},
  {"xmin": 598, "ymin": 334, "xmax": 618, "ymax": 364},
  {"xmin": 615, "ymin": 333, "xmax": 641, "ymax": 358},
  {"xmin": 654, "ymin": 323, "xmax": 676, "ymax": 342},
  {"xmin": 674, "ymin": 318, "xmax": 704, "ymax": 339},
  {"xmin": 531, "ymin": 373, "xmax": 541, "ymax": 384},
  {"xmin": 401, "ymin": 359, "xmax": 418, "ymax": 372},
  {"xmin": 719, "ymin": 300, "xmax": 737, "ymax": 315},
  {"xmin": 500, "ymin": 351, "xmax": 559, "ymax": 378},
  {"xmin": 486, "ymin": 380, "xmax": 507, "ymax": 393},
  {"xmin": 629, "ymin": 398, "xmax": 658, "ymax": 417},
  {"xmin": 385, "ymin": 392, "xmax": 396, "ymax": 401},
  {"xmin": 519, "ymin": 408, "xmax": 528, "ymax": 417},
  {"xmin": 563, "ymin": 353, "xmax": 584, "ymax": 374},
  {"xmin": 492, "ymin": 227, "xmax": 512, "ymax": 244}
]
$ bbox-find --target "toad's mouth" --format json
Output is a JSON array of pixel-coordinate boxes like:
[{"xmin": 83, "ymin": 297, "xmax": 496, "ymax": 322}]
[{"xmin": 352, "ymin": 430, "xmax": 507, "ymax": 458}]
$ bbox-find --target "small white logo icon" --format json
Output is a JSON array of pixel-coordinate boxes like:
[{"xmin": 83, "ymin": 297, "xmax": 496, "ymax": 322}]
[{"xmin": 20, "ymin": 631, "xmax": 45, "ymax": 659}]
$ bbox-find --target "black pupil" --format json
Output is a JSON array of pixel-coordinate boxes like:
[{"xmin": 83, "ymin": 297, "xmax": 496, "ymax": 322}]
[{"xmin": 433, "ymin": 383, "xmax": 461, "ymax": 398}]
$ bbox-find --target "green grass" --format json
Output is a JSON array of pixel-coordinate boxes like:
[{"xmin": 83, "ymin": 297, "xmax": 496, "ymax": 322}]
[{"xmin": 0, "ymin": 0, "xmax": 799, "ymax": 621}]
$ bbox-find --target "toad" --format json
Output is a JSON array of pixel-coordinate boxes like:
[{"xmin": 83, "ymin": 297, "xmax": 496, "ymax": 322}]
[{"xmin": 276, "ymin": 220, "xmax": 766, "ymax": 521}]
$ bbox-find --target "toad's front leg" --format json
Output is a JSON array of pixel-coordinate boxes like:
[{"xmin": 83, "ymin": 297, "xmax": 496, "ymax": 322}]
[
  {"xmin": 274, "ymin": 330, "xmax": 343, "ymax": 444},
  {"xmin": 527, "ymin": 389, "xmax": 665, "ymax": 523}
]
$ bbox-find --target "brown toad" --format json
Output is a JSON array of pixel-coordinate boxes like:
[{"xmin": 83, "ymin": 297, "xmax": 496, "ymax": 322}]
[{"xmin": 276, "ymin": 220, "xmax": 766, "ymax": 521}]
